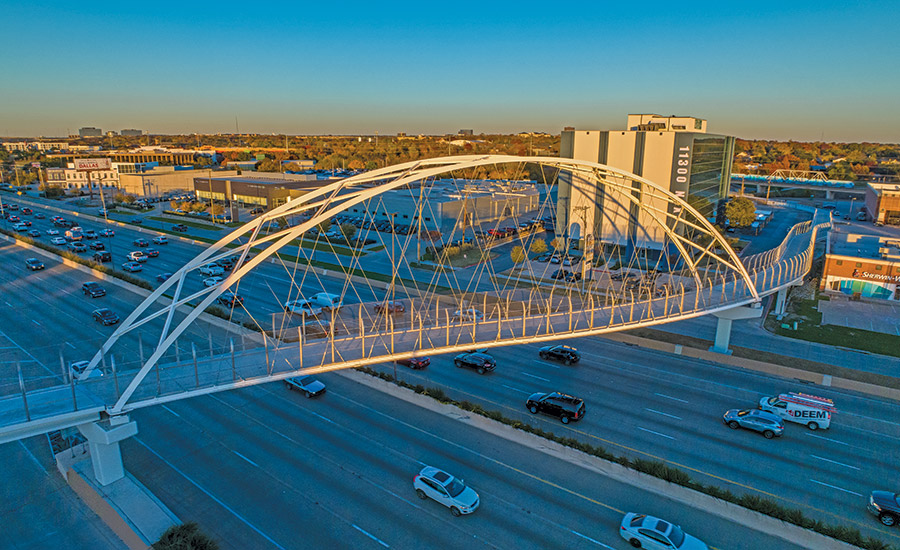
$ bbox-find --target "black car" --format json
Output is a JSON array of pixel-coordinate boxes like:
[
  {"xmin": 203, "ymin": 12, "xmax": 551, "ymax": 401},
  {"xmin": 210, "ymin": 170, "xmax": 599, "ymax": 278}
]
[
  {"xmin": 89, "ymin": 241, "xmax": 105, "ymax": 250},
  {"xmin": 82, "ymin": 282, "xmax": 106, "ymax": 298},
  {"xmin": 538, "ymin": 345, "xmax": 580, "ymax": 365},
  {"xmin": 453, "ymin": 352, "xmax": 496, "ymax": 374},
  {"xmin": 525, "ymin": 392, "xmax": 586, "ymax": 424},
  {"xmin": 397, "ymin": 357, "xmax": 430, "ymax": 369},
  {"xmin": 93, "ymin": 251, "xmax": 112, "ymax": 263},
  {"xmin": 217, "ymin": 291, "xmax": 244, "ymax": 307},
  {"xmin": 92, "ymin": 308, "xmax": 120, "ymax": 326},
  {"xmin": 133, "ymin": 238, "xmax": 149, "ymax": 247},
  {"xmin": 172, "ymin": 224, "xmax": 188, "ymax": 232},
  {"xmin": 217, "ymin": 257, "xmax": 235, "ymax": 270},
  {"xmin": 157, "ymin": 272, "xmax": 173, "ymax": 282},
  {"xmin": 25, "ymin": 258, "xmax": 45, "ymax": 271},
  {"xmin": 868, "ymin": 491, "xmax": 900, "ymax": 526}
]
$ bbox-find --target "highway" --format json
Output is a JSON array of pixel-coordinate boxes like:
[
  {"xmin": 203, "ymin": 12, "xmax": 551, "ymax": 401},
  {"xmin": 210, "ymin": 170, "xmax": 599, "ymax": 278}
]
[{"xmin": 366, "ymin": 337, "xmax": 900, "ymax": 545}]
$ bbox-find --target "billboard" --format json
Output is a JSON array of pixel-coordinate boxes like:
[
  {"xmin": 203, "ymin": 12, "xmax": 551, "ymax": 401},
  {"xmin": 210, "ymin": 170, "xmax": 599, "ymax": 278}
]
[{"xmin": 74, "ymin": 158, "xmax": 112, "ymax": 171}]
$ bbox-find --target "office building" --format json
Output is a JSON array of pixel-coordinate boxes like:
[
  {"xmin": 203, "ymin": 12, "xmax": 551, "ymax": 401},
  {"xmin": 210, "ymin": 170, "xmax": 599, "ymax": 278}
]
[
  {"xmin": 820, "ymin": 229, "xmax": 900, "ymax": 301},
  {"xmin": 864, "ymin": 182, "xmax": 900, "ymax": 225},
  {"xmin": 558, "ymin": 114, "xmax": 735, "ymax": 254},
  {"xmin": 193, "ymin": 174, "xmax": 330, "ymax": 210},
  {"xmin": 121, "ymin": 129, "xmax": 143, "ymax": 136},
  {"xmin": 79, "ymin": 127, "xmax": 103, "ymax": 137},
  {"xmin": 120, "ymin": 167, "xmax": 239, "ymax": 198}
]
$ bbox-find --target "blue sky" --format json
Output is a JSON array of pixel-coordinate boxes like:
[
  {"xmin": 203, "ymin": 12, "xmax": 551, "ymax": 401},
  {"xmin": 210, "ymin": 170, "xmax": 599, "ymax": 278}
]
[{"xmin": 1, "ymin": 1, "xmax": 898, "ymax": 142}]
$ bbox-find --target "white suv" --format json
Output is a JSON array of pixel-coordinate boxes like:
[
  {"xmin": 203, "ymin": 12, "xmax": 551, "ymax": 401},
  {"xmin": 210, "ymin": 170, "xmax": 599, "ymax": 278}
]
[
  {"xmin": 199, "ymin": 263, "xmax": 224, "ymax": 276},
  {"xmin": 413, "ymin": 466, "xmax": 479, "ymax": 516}
]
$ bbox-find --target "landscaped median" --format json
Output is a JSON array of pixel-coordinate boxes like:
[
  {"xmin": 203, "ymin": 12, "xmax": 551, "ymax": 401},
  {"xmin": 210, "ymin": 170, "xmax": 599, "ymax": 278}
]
[{"xmin": 349, "ymin": 366, "xmax": 894, "ymax": 550}]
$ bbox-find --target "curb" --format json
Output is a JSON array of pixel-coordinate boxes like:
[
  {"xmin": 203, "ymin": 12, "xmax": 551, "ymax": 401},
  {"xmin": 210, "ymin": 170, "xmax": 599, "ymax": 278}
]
[{"xmin": 338, "ymin": 368, "xmax": 860, "ymax": 550}]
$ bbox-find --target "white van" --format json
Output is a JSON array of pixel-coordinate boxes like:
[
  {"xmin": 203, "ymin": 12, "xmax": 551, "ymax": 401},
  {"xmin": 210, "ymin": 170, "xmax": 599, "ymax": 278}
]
[
  {"xmin": 759, "ymin": 392, "xmax": 836, "ymax": 430},
  {"xmin": 311, "ymin": 292, "xmax": 342, "ymax": 311}
]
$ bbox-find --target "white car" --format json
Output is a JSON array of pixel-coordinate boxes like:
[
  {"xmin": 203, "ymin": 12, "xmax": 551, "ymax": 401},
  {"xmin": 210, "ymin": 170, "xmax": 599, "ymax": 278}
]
[
  {"xmin": 452, "ymin": 308, "xmax": 484, "ymax": 322},
  {"xmin": 122, "ymin": 262, "xmax": 143, "ymax": 272},
  {"xmin": 203, "ymin": 276, "xmax": 223, "ymax": 287},
  {"xmin": 284, "ymin": 375, "xmax": 326, "ymax": 397},
  {"xmin": 69, "ymin": 360, "xmax": 102, "ymax": 382},
  {"xmin": 284, "ymin": 299, "xmax": 323, "ymax": 316},
  {"xmin": 619, "ymin": 513, "xmax": 708, "ymax": 550},
  {"xmin": 311, "ymin": 292, "xmax": 342, "ymax": 311},
  {"xmin": 152, "ymin": 235, "xmax": 168, "ymax": 244},
  {"xmin": 46, "ymin": 228, "xmax": 59, "ymax": 235},
  {"xmin": 199, "ymin": 263, "xmax": 224, "ymax": 277},
  {"xmin": 127, "ymin": 251, "xmax": 147, "ymax": 263},
  {"xmin": 51, "ymin": 236, "xmax": 67, "ymax": 245},
  {"xmin": 413, "ymin": 466, "xmax": 480, "ymax": 517}
]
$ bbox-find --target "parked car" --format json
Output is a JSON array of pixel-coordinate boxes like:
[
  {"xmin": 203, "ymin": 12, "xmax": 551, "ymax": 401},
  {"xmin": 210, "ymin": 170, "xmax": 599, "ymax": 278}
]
[
  {"xmin": 538, "ymin": 344, "xmax": 580, "ymax": 365},
  {"xmin": 397, "ymin": 357, "xmax": 430, "ymax": 369},
  {"xmin": 284, "ymin": 299, "xmax": 323, "ymax": 316},
  {"xmin": 99, "ymin": 229, "xmax": 115, "ymax": 237},
  {"xmin": 152, "ymin": 235, "xmax": 168, "ymax": 245},
  {"xmin": 525, "ymin": 391, "xmax": 585, "ymax": 424},
  {"xmin": 25, "ymin": 258, "xmax": 45, "ymax": 271},
  {"xmin": 619, "ymin": 513, "xmax": 708, "ymax": 550},
  {"xmin": 723, "ymin": 408, "xmax": 785, "ymax": 439},
  {"xmin": 453, "ymin": 352, "xmax": 496, "ymax": 374},
  {"xmin": 535, "ymin": 253, "xmax": 552, "ymax": 262},
  {"xmin": 284, "ymin": 375, "xmax": 326, "ymax": 397},
  {"xmin": 92, "ymin": 308, "xmax": 120, "ymax": 326},
  {"xmin": 413, "ymin": 465, "xmax": 479, "ymax": 517},
  {"xmin": 156, "ymin": 272, "xmax": 173, "ymax": 282},
  {"xmin": 250, "ymin": 207, "xmax": 265, "ymax": 215},
  {"xmin": 217, "ymin": 291, "xmax": 244, "ymax": 307},
  {"xmin": 122, "ymin": 262, "xmax": 143, "ymax": 272},
  {"xmin": 93, "ymin": 251, "xmax": 112, "ymax": 263},
  {"xmin": 133, "ymin": 238, "xmax": 149, "ymax": 247},
  {"xmin": 868, "ymin": 491, "xmax": 900, "ymax": 527},
  {"xmin": 82, "ymin": 282, "xmax": 106, "ymax": 298},
  {"xmin": 374, "ymin": 300, "xmax": 406, "ymax": 314},
  {"xmin": 89, "ymin": 241, "xmax": 105, "ymax": 250}
]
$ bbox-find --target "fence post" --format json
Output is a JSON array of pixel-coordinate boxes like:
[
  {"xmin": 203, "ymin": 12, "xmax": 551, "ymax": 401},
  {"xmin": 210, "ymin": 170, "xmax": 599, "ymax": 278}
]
[
  {"xmin": 231, "ymin": 338, "xmax": 236, "ymax": 381},
  {"xmin": 17, "ymin": 363, "xmax": 29, "ymax": 422},
  {"xmin": 111, "ymin": 356, "xmax": 120, "ymax": 399}
]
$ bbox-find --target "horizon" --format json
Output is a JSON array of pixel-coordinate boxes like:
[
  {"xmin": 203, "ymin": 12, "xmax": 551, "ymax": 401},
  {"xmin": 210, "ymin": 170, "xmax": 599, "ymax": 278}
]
[{"xmin": 2, "ymin": 1, "xmax": 898, "ymax": 143}]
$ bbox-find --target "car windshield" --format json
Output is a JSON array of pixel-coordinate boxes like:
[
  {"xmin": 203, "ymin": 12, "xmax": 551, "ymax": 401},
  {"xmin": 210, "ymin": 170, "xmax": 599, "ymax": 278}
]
[
  {"xmin": 667, "ymin": 524, "xmax": 685, "ymax": 546},
  {"xmin": 445, "ymin": 477, "xmax": 466, "ymax": 498}
]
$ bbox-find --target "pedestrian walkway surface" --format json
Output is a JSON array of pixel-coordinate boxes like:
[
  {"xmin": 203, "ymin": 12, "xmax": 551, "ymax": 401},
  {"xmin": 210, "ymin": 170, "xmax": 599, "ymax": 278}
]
[{"xmin": 818, "ymin": 298, "xmax": 900, "ymax": 336}]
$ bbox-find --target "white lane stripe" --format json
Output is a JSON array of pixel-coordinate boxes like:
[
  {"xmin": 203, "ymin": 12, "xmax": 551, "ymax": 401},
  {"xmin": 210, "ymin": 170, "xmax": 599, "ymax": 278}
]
[
  {"xmin": 65, "ymin": 341, "xmax": 76, "ymax": 349},
  {"xmin": 352, "ymin": 524, "xmax": 390, "ymax": 548},
  {"xmin": 537, "ymin": 361, "xmax": 561, "ymax": 369},
  {"xmin": 805, "ymin": 432, "xmax": 849, "ymax": 446},
  {"xmin": 522, "ymin": 372, "xmax": 550, "ymax": 382},
  {"xmin": 810, "ymin": 454, "xmax": 860, "ymax": 471},
  {"xmin": 637, "ymin": 427, "xmax": 675, "ymax": 440},
  {"xmin": 161, "ymin": 405, "xmax": 180, "ymax": 418},
  {"xmin": 32, "ymin": 320, "xmax": 41, "ymax": 326},
  {"xmin": 569, "ymin": 528, "xmax": 614, "ymax": 548},
  {"xmin": 644, "ymin": 408, "xmax": 682, "ymax": 420},
  {"xmin": 502, "ymin": 384, "xmax": 531, "ymax": 395},
  {"xmin": 809, "ymin": 479, "xmax": 863, "ymax": 497},
  {"xmin": 655, "ymin": 393, "xmax": 688, "ymax": 403},
  {"xmin": 306, "ymin": 410, "xmax": 334, "ymax": 424},
  {"xmin": 233, "ymin": 450, "xmax": 259, "ymax": 468},
  {"xmin": 134, "ymin": 438, "xmax": 286, "ymax": 549}
]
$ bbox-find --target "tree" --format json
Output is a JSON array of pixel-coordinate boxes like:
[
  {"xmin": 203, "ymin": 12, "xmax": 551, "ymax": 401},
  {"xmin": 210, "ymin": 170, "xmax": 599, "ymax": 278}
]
[
  {"xmin": 510, "ymin": 245, "xmax": 526, "ymax": 263},
  {"xmin": 340, "ymin": 222, "xmax": 357, "ymax": 240},
  {"xmin": 256, "ymin": 158, "xmax": 281, "ymax": 172},
  {"xmin": 153, "ymin": 522, "xmax": 218, "ymax": 550},
  {"xmin": 317, "ymin": 219, "xmax": 332, "ymax": 233},
  {"xmin": 551, "ymin": 237, "xmax": 565, "ymax": 250},
  {"xmin": 191, "ymin": 202, "xmax": 207, "ymax": 213},
  {"xmin": 530, "ymin": 238, "xmax": 547, "ymax": 255},
  {"xmin": 208, "ymin": 203, "xmax": 224, "ymax": 216},
  {"xmin": 122, "ymin": 194, "xmax": 136, "ymax": 204},
  {"xmin": 169, "ymin": 200, "xmax": 180, "ymax": 210},
  {"xmin": 724, "ymin": 197, "xmax": 756, "ymax": 228}
]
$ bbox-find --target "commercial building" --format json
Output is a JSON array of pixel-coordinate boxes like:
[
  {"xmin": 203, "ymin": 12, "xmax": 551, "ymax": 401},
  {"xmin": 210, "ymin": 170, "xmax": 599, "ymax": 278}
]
[
  {"xmin": 120, "ymin": 167, "xmax": 239, "ymax": 198},
  {"xmin": 2, "ymin": 141, "xmax": 69, "ymax": 152},
  {"xmin": 46, "ymin": 149, "xmax": 194, "ymax": 166},
  {"xmin": 864, "ymin": 182, "xmax": 900, "ymax": 225},
  {"xmin": 79, "ymin": 127, "xmax": 103, "ymax": 137},
  {"xmin": 192, "ymin": 174, "xmax": 329, "ymax": 210},
  {"xmin": 339, "ymin": 179, "xmax": 541, "ymax": 234},
  {"xmin": 121, "ymin": 129, "xmax": 143, "ymax": 136},
  {"xmin": 820, "ymin": 229, "xmax": 900, "ymax": 301},
  {"xmin": 558, "ymin": 114, "xmax": 735, "ymax": 253}
]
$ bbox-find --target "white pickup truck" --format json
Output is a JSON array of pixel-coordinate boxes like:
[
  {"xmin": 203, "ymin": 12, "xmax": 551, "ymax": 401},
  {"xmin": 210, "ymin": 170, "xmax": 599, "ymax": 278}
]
[{"xmin": 199, "ymin": 263, "xmax": 224, "ymax": 276}]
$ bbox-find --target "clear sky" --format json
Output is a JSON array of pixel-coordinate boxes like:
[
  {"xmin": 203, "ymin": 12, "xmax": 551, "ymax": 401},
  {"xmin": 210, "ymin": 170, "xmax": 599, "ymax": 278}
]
[{"xmin": 1, "ymin": 1, "xmax": 898, "ymax": 143}]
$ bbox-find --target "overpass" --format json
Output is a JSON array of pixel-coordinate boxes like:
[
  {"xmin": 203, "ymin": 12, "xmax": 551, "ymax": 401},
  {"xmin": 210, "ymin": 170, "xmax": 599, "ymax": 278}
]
[
  {"xmin": 0, "ymin": 155, "xmax": 831, "ymax": 484},
  {"xmin": 732, "ymin": 171, "xmax": 862, "ymax": 199}
]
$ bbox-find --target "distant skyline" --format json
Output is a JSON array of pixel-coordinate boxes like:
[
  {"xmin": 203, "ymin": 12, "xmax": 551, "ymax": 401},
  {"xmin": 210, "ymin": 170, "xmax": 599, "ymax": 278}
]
[{"xmin": 1, "ymin": 1, "xmax": 898, "ymax": 143}]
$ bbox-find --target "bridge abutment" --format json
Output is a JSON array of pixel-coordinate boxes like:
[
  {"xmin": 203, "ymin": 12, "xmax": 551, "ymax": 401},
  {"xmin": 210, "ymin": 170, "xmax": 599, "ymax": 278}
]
[
  {"xmin": 78, "ymin": 415, "xmax": 138, "ymax": 486},
  {"xmin": 709, "ymin": 303, "xmax": 763, "ymax": 355}
]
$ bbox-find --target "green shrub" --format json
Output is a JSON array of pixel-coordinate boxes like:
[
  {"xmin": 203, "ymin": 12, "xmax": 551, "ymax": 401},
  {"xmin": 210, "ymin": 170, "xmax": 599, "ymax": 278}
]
[{"xmin": 153, "ymin": 522, "xmax": 218, "ymax": 550}]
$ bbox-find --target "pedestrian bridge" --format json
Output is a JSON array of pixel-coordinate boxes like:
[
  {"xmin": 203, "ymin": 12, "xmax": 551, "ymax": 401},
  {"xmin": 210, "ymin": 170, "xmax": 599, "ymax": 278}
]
[{"xmin": 0, "ymin": 155, "xmax": 831, "ymax": 444}]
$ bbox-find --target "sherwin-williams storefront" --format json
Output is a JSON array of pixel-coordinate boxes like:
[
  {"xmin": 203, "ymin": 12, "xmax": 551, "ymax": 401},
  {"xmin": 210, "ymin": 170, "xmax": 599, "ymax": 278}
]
[{"xmin": 820, "ymin": 256, "xmax": 900, "ymax": 301}]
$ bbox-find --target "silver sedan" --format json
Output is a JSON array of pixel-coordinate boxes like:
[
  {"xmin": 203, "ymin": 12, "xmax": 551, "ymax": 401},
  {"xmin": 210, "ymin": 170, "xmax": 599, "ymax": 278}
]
[{"xmin": 723, "ymin": 408, "xmax": 784, "ymax": 439}]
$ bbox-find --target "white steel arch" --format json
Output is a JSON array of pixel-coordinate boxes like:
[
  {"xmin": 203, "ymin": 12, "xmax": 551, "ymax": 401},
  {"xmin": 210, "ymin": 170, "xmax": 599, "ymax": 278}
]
[{"xmin": 82, "ymin": 155, "xmax": 760, "ymax": 413}]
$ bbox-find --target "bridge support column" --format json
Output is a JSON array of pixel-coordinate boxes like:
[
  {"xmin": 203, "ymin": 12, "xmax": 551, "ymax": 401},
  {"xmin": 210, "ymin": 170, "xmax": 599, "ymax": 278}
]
[
  {"xmin": 773, "ymin": 287, "xmax": 790, "ymax": 317},
  {"xmin": 77, "ymin": 415, "xmax": 138, "ymax": 486},
  {"xmin": 709, "ymin": 303, "xmax": 763, "ymax": 355},
  {"xmin": 825, "ymin": 189, "xmax": 834, "ymax": 199}
]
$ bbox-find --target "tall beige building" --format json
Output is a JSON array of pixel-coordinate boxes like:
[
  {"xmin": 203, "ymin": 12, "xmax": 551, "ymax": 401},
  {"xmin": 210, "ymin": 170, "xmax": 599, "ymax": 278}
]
[{"xmin": 558, "ymin": 114, "xmax": 734, "ymax": 256}]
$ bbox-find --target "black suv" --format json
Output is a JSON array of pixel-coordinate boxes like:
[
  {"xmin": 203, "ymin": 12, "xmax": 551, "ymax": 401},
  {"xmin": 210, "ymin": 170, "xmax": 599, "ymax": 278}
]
[
  {"xmin": 93, "ymin": 251, "xmax": 112, "ymax": 263},
  {"xmin": 82, "ymin": 282, "xmax": 106, "ymax": 298},
  {"xmin": 92, "ymin": 308, "xmax": 120, "ymax": 326},
  {"xmin": 453, "ymin": 352, "xmax": 496, "ymax": 374},
  {"xmin": 172, "ymin": 224, "xmax": 188, "ymax": 232},
  {"xmin": 538, "ymin": 345, "xmax": 580, "ymax": 365},
  {"xmin": 525, "ymin": 392, "xmax": 585, "ymax": 424},
  {"xmin": 868, "ymin": 491, "xmax": 900, "ymax": 527}
]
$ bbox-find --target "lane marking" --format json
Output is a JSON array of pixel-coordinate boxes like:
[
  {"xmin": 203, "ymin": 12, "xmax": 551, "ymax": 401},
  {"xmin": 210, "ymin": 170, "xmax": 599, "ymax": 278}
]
[
  {"xmin": 809, "ymin": 479, "xmax": 863, "ymax": 497},
  {"xmin": 352, "ymin": 525, "xmax": 390, "ymax": 548},
  {"xmin": 522, "ymin": 372, "xmax": 550, "ymax": 382},
  {"xmin": 65, "ymin": 341, "xmax": 76, "ymax": 349},
  {"xmin": 537, "ymin": 361, "xmax": 561, "ymax": 369},
  {"xmin": 305, "ymin": 409, "xmax": 335, "ymax": 424},
  {"xmin": 233, "ymin": 450, "xmax": 259, "ymax": 468},
  {"xmin": 644, "ymin": 408, "xmax": 682, "ymax": 420},
  {"xmin": 501, "ymin": 384, "xmax": 531, "ymax": 395},
  {"xmin": 161, "ymin": 405, "xmax": 180, "ymax": 418},
  {"xmin": 31, "ymin": 320, "xmax": 41, "ymax": 326},
  {"xmin": 637, "ymin": 427, "xmax": 675, "ymax": 440},
  {"xmin": 19, "ymin": 440, "xmax": 47, "ymax": 473},
  {"xmin": 134, "ymin": 438, "xmax": 287, "ymax": 549},
  {"xmin": 804, "ymin": 433, "xmax": 849, "ymax": 446},
  {"xmin": 655, "ymin": 393, "xmax": 688, "ymax": 403},
  {"xmin": 810, "ymin": 454, "xmax": 860, "ymax": 471},
  {"xmin": 569, "ymin": 528, "xmax": 614, "ymax": 548}
]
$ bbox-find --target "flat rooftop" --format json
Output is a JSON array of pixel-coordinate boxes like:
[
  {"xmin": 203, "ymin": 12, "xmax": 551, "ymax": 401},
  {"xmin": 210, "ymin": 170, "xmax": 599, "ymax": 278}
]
[{"xmin": 829, "ymin": 227, "xmax": 900, "ymax": 261}]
